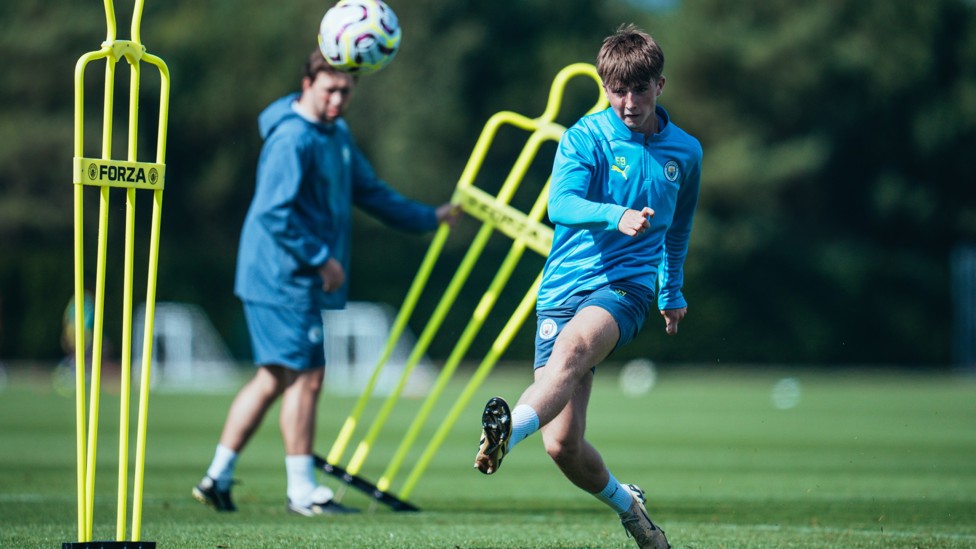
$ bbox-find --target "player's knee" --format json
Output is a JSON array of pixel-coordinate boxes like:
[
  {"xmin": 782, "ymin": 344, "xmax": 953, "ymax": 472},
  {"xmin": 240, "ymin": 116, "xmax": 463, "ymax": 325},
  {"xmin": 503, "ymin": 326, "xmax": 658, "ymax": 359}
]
[
  {"xmin": 543, "ymin": 434, "xmax": 582, "ymax": 465},
  {"xmin": 252, "ymin": 368, "xmax": 288, "ymax": 397},
  {"xmin": 553, "ymin": 338, "xmax": 590, "ymax": 361},
  {"xmin": 550, "ymin": 342, "xmax": 602, "ymax": 375}
]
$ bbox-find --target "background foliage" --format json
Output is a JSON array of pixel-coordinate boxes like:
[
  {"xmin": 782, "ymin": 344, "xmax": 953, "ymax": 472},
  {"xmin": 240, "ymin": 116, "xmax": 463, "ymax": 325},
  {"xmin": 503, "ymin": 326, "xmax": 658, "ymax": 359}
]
[{"xmin": 1, "ymin": 0, "xmax": 975, "ymax": 366}]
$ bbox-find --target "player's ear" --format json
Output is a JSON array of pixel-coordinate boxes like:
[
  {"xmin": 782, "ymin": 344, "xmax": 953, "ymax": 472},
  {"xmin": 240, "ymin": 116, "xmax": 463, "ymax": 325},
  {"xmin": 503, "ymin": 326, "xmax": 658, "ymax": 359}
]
[{"xmin": 656, "ymin": 76, "xmax": 665, "ymax": 97}]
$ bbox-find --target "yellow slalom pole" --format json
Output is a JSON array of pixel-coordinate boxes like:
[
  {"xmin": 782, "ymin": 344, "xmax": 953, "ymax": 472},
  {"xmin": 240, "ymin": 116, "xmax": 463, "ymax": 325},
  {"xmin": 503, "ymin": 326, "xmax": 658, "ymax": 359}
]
[
  {"xmin": 325, "ymin": 62, "xmax": 607, "ymax": 506},
  {"xmin": 71, "ymin": 0, "xmax": 169, "ymax": 542},
  {"xmin": 375, "ymin": 131, "xmax": 559, "ymax": 490},
  {"xmin": 539, "ymin": 62, "xmax": 609, "ymax": 120},
  {"xmin": 375, "ymin": 244, "xmax": 529, "ymax": 490},
  {"xmin": 75, "ymin": 4, "xmax": 119, "ymax": 540},
  {"xmin": 375, "ymin": 64, "xmax": 606, "ymax": 491},
  {"xmin": 400, "ymin": 272, "xmax": 542, "ymax": 499},
  {"xmin": 132, "ymin": 50, "xmax": 170, "ymax": 541},
  {"xmin": 72, "ymin": 172, "xmax": 87, "ymax": 541},
  {"xmin": 72, "ymin": 43, "xmax": 119, "ymax": 545},
  {"xmin": 84, "ymin": 42, "xmax": 120, "ymax": 541},
  {"xmin": 326, "ymin": 223, "xmax": 452, "ymax": 464},
  {"xmin": 376, "ymin": 181, "xmax": 551, "ymax": 491},
  {"xmin": 396, "ymin": 64, "xmax": 607, "ymax": 499},
  {"xmin": 115, "ymin": 45, "xmax": 142, "ymax": 542},
  {"xmin": 326, "ymin": 100, "xmax": 522, "ymax": 467},
  {"xmin": 331, "ymin": 109, "xmax": 525, "ymax": 470},
  {"xmin": 344, "ymin": 115, "xmax": 550, "ymax": 475},
  {"xmin": 72, "ymin": 45, "xmax": 121, "ymax": 541},
  {"xmin": 343, "ymin": 109, "xmax": 568, "ymax": 477},
  {"xmin": 344, "ymin": 222, "xmax": 493, "ymax": 474},
  {"xmin": 131, "ymin": 186, "xmax": 163, "ymax": 540},
  {"xmin": 72, "ymin": 48, "xmax": 99, "ymax": 542}
]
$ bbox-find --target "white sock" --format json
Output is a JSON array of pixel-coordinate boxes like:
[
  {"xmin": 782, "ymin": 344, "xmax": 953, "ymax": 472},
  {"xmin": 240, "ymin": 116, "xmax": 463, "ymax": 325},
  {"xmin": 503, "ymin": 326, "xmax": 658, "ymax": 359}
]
[
  {"xmin": 206, "ymin": 444, "xmax": 237, "ymax": 490},
  {"xmin": 595, "ymin": 472, "xmax": 635, "ymax": 515},
  {"xmin": 285, "ymin": 454, "xmax": 318, "ymax": 506},
  {"xmin": 507, "ymin": 404, "xmax": 540, "ymax": 452}
]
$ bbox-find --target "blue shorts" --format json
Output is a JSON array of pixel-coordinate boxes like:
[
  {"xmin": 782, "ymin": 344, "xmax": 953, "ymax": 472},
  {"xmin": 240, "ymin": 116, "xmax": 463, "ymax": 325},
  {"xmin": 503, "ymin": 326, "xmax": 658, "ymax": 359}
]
[
  {"xmin": 533, "ymin": 282, "xmax": 653, "ymax": 369},
  {"xmin": 242, "ymin": 301, "xmax": 326, "ymax": 371}
]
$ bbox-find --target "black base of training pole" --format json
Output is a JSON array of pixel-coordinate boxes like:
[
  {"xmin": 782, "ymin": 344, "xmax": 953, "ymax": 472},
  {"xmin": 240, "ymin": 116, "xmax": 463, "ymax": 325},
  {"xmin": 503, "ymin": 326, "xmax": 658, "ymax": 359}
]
[
  {"xmin": 313, "ymin": 454, "xmax": 420, "ymax": 512},
  {"xmin": 63, "ymin": 542, "xmax": 156, "ymax": 549}
]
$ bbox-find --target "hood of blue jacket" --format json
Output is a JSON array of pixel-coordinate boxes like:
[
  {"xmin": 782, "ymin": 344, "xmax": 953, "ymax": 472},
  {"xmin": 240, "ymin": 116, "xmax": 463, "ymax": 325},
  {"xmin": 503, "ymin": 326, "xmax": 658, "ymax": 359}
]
[{"xmin": 258, "ymin": 93, "xmax": 299, "ymax": 140}]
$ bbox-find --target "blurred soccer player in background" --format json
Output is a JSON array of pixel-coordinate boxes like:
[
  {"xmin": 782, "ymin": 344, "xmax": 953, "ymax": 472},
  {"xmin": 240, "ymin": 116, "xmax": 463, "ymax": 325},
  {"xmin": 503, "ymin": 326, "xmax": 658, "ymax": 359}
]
[{"xmin": 193, "ymin": 49, "xmax": 459, "ymax": 517}]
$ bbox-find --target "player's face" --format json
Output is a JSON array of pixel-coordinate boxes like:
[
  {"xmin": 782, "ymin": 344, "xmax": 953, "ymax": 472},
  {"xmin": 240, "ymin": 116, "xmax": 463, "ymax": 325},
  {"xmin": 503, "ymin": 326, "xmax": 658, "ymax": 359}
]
[
  {"xmin": 304, "ymin": 71, "xmax": 355, "ymax": 124},
  {"xmin": 605, "ymin": 76, "xmax": 665, "ymax": 136}
]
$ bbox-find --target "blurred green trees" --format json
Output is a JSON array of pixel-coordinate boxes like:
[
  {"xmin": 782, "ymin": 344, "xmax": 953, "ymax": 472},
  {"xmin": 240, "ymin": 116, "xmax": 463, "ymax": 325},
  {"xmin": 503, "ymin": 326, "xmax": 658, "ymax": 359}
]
[{"xmin": 1, "ymin": 0, "xmax": 973, "ymax": 366}]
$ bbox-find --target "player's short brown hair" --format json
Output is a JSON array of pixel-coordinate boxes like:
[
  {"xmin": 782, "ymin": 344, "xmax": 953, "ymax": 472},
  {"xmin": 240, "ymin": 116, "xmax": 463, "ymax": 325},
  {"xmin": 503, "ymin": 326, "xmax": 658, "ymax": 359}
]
[
  {"xmin": 596, "ymin": 24, "xmax": 665, "ymax": 89},
  {"xmin": 303, "ymin": 49, "xmax": 346, "ymax": 81}
]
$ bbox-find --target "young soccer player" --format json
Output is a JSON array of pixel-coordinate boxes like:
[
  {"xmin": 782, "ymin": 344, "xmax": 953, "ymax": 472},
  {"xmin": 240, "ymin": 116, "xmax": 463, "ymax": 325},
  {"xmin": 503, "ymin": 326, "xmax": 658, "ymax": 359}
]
[
  {"xmin": 193, "ymin": 50, "xmax": 460, "ymax": 516},
  {"xmin": 474, "ymin": 24, "xmax": 702, "ymax": 549}
]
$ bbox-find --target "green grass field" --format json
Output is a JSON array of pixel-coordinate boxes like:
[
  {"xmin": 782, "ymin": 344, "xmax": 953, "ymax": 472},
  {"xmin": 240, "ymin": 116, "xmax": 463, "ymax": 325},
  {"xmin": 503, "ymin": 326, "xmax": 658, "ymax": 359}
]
[{"xmin": 1, "ymin": 364, "xmax": 974, "ymax": 548}]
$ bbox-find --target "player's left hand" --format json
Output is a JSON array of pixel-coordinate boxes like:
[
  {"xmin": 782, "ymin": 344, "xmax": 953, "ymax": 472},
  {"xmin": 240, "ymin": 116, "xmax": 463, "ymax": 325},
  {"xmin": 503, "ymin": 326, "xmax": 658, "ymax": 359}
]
[
  {"xmin": 437, "ymin": 203, "xmax": 463, "ymax": 228},
  {"xmin": 318, "ymin": 258, "xmax": 345, "ymax": 293},
  {"xmin": 661, "ymin": 307, "xmax": 687, "ymax": 335}
]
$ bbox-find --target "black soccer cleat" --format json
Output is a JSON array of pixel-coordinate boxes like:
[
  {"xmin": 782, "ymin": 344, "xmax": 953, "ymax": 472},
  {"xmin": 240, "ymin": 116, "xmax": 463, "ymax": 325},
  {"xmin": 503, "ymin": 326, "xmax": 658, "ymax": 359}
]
[
  {"xmin": 192, "ymin": 475, "xmax": 236, "ymax": 512},
  {"xmin": 474, "ymin": 396, "xmax": 512, "ymax": 475}
]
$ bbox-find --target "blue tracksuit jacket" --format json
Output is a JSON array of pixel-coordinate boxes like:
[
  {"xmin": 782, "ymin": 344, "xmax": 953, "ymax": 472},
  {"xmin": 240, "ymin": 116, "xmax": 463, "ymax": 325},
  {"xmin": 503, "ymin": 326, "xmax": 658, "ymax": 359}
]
[
  {"xmin": 234, "ymin": 93, "xmax": 439, "ymax": 311},
  {"xmin": 538, "ymin": 105, "xmax": 702, "ymax": 311}
]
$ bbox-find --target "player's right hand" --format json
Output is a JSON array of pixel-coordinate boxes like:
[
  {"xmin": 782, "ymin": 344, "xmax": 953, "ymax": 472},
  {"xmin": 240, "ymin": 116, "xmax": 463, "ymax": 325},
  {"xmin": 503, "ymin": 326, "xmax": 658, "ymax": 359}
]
[
  {"xmin": 436, "ymin": 203, "xmax": 463, "ymax": 228},
  {"xmin": 617, "ymin": 207, "xmax": 654, "ymax": 237}
]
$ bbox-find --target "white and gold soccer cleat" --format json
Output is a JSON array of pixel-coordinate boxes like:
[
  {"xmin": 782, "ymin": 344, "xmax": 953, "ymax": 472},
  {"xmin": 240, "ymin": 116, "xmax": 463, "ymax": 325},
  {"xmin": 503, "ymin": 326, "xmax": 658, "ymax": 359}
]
[
  {"xmin": 473, "ymin": 396, "xmax": 512, "ymax": 475},
  {"xmin": 619, "ymin": 483, "xmax": 670, "ymax": 549}
]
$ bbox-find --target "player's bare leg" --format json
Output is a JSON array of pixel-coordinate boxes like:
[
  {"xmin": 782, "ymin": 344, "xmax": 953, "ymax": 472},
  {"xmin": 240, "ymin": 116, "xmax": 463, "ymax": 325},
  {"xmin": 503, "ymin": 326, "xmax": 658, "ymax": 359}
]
[
  {"xmin": 538, "ymin": 370, "xmax": 608, "ymax": 493},
  {"xmin": 481, "ymin": 305, "xmax": 669, "ymax": 547},
  {"xmin": 475, "ymin": 306, "xmax": 616, "ymax": 475},
  {"xmin": 540, "ymin": 372, "xmax": 669, "ymax": 548},
  {"xmin": 278, "ymin": 367, "xmax": 357, "ymax": 515},
  {"xmin": 475, "ymin": 307, "xmax": 616, "ymax": 474},
  {"xmin": 519, "ymin": 306, "xmax": 618, "ymax": 425},
  {"xmin": 279, "ymin": 367, "xmax": 323, "ymax": 455},
  {"xmin": 194, "ymin": 366, "xmax": 287, "ymax": 511},
  {"xmin": 220, "ymin": 366, "xmax": 288, "ymax": 451}
]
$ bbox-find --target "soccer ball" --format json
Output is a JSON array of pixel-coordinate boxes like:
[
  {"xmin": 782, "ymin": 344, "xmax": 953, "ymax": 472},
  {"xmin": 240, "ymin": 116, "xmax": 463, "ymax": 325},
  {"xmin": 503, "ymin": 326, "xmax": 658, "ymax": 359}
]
[{"xmin": 318, "ymin": 0, "xmax": 401, "ymax": 75}]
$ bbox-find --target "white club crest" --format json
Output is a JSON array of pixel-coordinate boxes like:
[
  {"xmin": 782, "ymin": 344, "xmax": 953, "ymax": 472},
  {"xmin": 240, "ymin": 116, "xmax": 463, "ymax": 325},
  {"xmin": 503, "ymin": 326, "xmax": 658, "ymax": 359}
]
[{"xmin": 539, "ymin": 318, "xmax": 558, "ymax": 340}]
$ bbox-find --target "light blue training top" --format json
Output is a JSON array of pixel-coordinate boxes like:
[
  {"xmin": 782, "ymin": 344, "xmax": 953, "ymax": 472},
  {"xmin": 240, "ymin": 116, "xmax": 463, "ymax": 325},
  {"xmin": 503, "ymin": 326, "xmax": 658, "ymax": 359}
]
[
  {"xmin": 234, "ymin": 93, "xmax": 439, "ymax": 311},
  {"xmin": 538, "ymin": 105, "xmax": 702, "ymax": 311}
]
